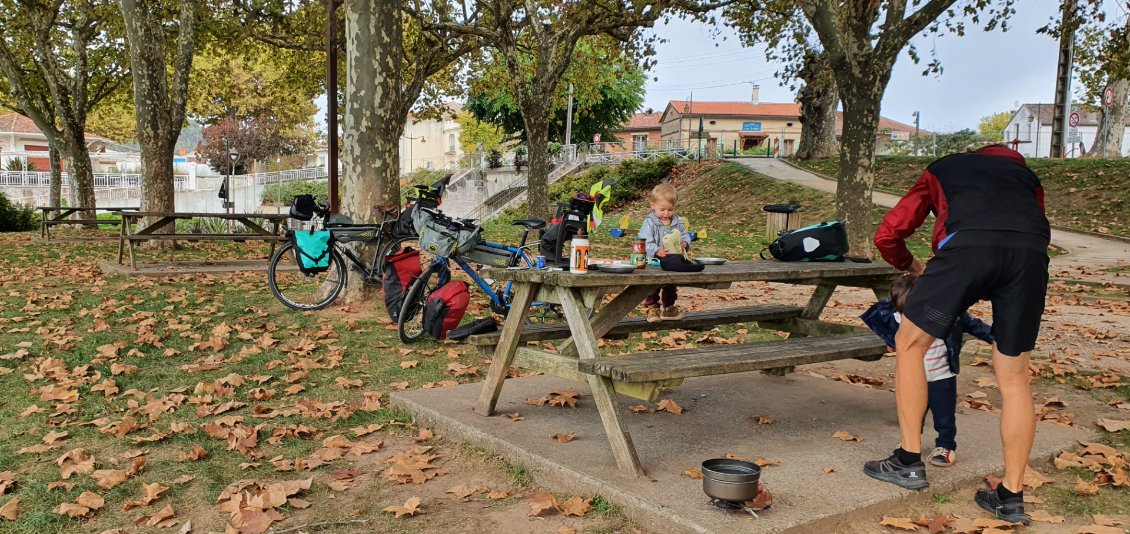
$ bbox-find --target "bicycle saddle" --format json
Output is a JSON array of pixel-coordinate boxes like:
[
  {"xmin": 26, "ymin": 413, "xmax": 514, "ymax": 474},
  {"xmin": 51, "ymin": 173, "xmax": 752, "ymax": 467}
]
[{"xmin": 512, "ymin": 218, "xmax": 546, "ymax": 230}]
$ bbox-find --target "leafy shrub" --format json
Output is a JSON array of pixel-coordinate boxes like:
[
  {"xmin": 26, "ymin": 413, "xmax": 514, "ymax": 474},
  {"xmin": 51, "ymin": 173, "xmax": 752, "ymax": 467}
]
[
  {"xmin": 260, "ymin": 180, "xmax": 330, "ymax": 204},
  {"xmin": 549, "ymin": 155, "xmax": 678, "ymax": 209},
  {"xmin": 0, "ymin": 192, "xmax": 38, "ymax": 232},
  {"xmin": 486, "ymin": 148, "xmax": 503, "ymax": 169},
  {"xmin": 404, "ymin": 168, "xmax": 449, "ymax": 186}
]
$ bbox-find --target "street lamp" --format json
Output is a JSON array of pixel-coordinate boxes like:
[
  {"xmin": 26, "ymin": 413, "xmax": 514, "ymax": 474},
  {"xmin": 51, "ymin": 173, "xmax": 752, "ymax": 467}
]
[
  {"xmin": 227, "ymin": 148, "xmax": 239, "ymax": 216},
  {"xmin": 402, "ymin": 135, "xmax": 425, "ymax": 174}
]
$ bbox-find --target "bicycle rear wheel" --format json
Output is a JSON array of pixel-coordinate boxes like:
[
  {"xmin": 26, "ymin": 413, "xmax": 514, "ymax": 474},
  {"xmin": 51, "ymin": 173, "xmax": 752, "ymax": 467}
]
[
  {"xmin": 397, "ymin": 262, "xmax": 449, "ymax": 344},
  {"xmin": 376, "ymin": 235, "xmax": 426, "ymax": 276},
  {"xmin": 268, "ymin": 242, "xmax": 347, "ymax": 310}
]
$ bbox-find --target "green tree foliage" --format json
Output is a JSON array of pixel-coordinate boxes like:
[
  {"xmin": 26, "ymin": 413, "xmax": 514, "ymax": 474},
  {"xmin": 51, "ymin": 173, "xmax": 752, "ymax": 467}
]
[
  {"xmin": 780, "ymin": 0, "xmax": 1017, "ymax": 257},
  {"xmin": 455, "ymin": 111, "xmax": 506, "ymax": 154},
  {"xmin": 187, "ymin": 42, "xmax": 322, "ymax": 129},
  {"xmin": 977, "ymin": 111, "xmax": 1013, "ymax": 142},
  {"xmin": 0, "ymin": 0, "xmax": 128, "ymax": 209},
  {"xmin": 427, "ymin": 0, "xmax": 723, "ymax": 220},
  {"xmin": 465, "ymin": 39, "xmax": 647, "ymax": 145},
  {"xmin": 888, "ymin": 129, "xmax": 984, "ymax": 157}
]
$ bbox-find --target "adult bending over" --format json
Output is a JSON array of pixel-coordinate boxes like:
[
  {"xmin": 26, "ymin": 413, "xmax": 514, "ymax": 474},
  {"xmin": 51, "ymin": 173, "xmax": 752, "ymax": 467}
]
[{"xmin": 863, "ymin": 144, "xmax": 1050, "ymax": 525}]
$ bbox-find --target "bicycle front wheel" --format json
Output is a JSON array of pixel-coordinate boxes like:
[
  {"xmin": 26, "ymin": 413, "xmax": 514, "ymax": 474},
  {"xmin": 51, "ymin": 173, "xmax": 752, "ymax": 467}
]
[
  {"xmin": 268, "ymin": 242, "xmax": 347, "ymax": 311},
  {"xmin": 397, "ymin": 263, "xmax": 449, "ymax": 344}
]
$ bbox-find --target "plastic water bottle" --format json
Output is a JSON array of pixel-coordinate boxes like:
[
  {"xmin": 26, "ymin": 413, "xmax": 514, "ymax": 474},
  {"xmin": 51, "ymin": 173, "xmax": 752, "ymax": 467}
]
[{"xmin": 570, "ymin": 229, "xmax": 589, "ymax": 274}]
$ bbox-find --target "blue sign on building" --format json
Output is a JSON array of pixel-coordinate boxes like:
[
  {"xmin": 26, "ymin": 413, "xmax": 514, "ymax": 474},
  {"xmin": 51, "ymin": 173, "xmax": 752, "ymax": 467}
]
[{"xmin": 742, "ymin": 121, "xmax": 762, "ymax": 132}]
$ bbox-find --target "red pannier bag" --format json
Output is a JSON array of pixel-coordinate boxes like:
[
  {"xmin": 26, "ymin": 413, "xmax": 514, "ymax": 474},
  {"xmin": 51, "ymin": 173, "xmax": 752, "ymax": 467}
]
[
  {"xmin": 382, "ymin": 248, "xmax": 421, "ymax": 322},
  {"xmin": 422, "ymin": 281, "xmax": 470, "ymax": 340}
]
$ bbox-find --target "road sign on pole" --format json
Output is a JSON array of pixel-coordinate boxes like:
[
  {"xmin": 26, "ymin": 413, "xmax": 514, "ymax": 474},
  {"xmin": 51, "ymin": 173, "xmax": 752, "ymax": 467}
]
[
  {"xmin": 1103, "ymin": 86, "xmax": 1116, "ymax": 107},
  {"xmin": 1068, "ymin": 112, "xmax": 1080, "ymax": 128},
  {"xmin": 1067, "ymin": 128, "xmax": 1081, "ymax": 143}
]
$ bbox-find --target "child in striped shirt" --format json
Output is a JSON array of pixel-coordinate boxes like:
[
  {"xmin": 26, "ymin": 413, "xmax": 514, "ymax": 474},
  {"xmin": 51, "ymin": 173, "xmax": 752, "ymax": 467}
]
[{"xmin": 861, "ymin": 274, "xmax": 994, "ymax": 468}]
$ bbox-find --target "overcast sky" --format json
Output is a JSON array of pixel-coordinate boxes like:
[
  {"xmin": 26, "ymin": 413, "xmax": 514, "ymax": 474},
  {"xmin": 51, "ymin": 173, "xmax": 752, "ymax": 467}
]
[{"xmin": 642, "ymin": 3, "xmax": 1106, "ymax": 133}]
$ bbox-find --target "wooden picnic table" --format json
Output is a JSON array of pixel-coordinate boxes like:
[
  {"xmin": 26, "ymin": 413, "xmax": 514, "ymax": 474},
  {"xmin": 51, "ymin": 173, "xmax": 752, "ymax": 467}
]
[
  {"xmin": 117, "ymin": 211, "xmax": 291, "ymax": 269},
  {"xmin": 38, "ymin": 206, "xmax": 139, "ymax": 240},
  {"xmin": 473, "ymin": 260, "xmax": 900, "ymax": 477}
]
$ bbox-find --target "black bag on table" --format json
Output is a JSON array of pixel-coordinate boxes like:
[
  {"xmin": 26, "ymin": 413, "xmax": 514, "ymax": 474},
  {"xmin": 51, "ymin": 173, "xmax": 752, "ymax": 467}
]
[
  {"xmin": 762, "ymin": 220, "xmax": 849, "ymax": 262},
  {"xmin": 382, "ymin": 248, "xmax": 421, "ymax": 322}
]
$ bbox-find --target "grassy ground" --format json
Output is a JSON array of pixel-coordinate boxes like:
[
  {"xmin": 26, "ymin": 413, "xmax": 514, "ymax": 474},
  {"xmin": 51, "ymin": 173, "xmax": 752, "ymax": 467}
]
[
  {"xmin": 2, "ymin": 161, "xmax": 1124, "ymax": 532},
  {"xmin": 791, "ymin": 156, "xmax": 1130, "ymax": 239},
  {"xmin": 0, "ymin": 236, "xmax": 646, "ymax": 533}
]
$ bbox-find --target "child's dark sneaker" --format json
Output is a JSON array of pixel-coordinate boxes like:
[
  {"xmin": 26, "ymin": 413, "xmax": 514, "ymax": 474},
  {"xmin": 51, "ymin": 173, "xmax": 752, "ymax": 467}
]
[
  {"xmin": 929, "ymin": 447, "xmax": 955, "ymax": 467},
  {"xmin": 661, "ymin": 305, "xmax": 684, "ymax": 321},
  {"xmin": 646, "ymin": 307, "xmax": 662, "ymax": 323},
  {"xmin": 975, "ymin": 487, "xmax": 1030, "ymax": 525},
  {"xmin": 863, "ymin": 450, "xmax": 929, "ymax": 490}
]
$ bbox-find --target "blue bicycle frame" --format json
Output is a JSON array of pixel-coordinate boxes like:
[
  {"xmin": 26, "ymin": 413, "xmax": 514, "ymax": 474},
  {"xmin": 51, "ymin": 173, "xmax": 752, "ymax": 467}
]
[{"xmin": 427, "ymin": 239, "xmax": 541, "ymax": 312}]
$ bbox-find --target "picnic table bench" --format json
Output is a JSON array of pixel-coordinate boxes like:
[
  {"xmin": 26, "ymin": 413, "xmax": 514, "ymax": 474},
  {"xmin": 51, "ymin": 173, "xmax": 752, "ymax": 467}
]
[
  {"xmin": 38, "ymin": 206, "xmax": 139, "ymax": 240},
  {"xmin": 117, "ymin": 211, "xmax": 291, "ymax": 269},
  {"xmin": 473, "ymin": 260, "xmax": 900, "ymax": 477}
]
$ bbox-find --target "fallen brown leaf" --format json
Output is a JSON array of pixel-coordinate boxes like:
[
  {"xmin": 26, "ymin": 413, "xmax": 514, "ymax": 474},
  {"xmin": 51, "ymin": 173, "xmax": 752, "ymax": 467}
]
[
  {"xmin": 91, "ymin": 469, "xmax": 131, "ymax": 490},
  {"xmin": 135, "ymin": 503, "xmax": 178, "ymax": 528},
  {"xmin": 683, "ymin": 468, "xmax": 703, "ymax": 479},
  {"xmin": 1092, "ymin": 515, "xmax": 1122, "ymax": 527},
  {"xmin": 528, "ymin": 491, "xmax": 559, "ymax": 517},
  {"xmin": 1095, "ymin": 418, "xmax": 1130, "ymax": 432},
  {"xmin": 0, "ymin": 497, "xmax": 19, "ymax": 521},
  {"xmin": 551, "ymin": 432, "xmax": 576, "ymax": 444},
  {"xmin": 560, "ymin": 496, "xmax": 592, "ymax": 517},
  {"xmin": 1074, "ymin": 477, "xmax": 1100, "ymax": 496},
  {"xmin": 1028, "ymin": 509, "xmax": 1065, "ymax": 523},
  {"xmin": 1076, "ymin": 526, "xmax": 1124, "ymax": 534},
  {"xmin": 123, "ymin": 482, "xmax": 168, "ymax": 511},
  {"xmin": 832, "ymin": 430, "xmax": 863, "ymax": 442},
  {"xmin": 753, "ymin": 457, "xmax": 781, "ymax": 467},
  {"xmin": 177, "ymin": 444, "xmax": 208, "ymax": 462},
  {"xmin": 383, "ymin": 496, "xmax": 422, "ymax": 518},
  {"xmin": 400, "ymin": 360, "xmax": 418, "ymax": 369},
  {"xmin": 657, "ymin": 398, "xmax": 684, "ymax": 415},
  {"xmin": 880, "ymin": 515, "xmax": 919, "ymax": 531}
]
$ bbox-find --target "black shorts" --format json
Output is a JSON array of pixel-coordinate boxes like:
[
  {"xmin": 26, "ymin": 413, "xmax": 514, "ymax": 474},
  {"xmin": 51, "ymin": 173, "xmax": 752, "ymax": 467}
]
[{"xmin": 903, "ymin": 231, "xmax": 1049, "ymax": 357}]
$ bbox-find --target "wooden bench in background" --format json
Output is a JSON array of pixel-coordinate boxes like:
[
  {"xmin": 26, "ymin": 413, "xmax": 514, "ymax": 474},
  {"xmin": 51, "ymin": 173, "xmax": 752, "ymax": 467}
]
[
  {"xmin": 117, "ymin": 211, "xmax": 290, "ymax": 269},
  {"xmin": 38, "ymin": 206, "xmax": 138, "ymax": 241}
]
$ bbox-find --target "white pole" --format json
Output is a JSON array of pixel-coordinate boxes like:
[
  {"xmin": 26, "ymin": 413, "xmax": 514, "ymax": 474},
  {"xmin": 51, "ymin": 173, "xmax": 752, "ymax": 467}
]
[{"xmin": 565, "ymin": 83, "xmax": 574, "ymax": 147}]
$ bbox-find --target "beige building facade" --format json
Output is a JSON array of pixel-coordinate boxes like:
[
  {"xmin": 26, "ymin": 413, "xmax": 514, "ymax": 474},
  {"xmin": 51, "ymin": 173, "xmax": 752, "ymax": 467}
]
[
  {"xmin": 659, "ymin": 87, "xmax": 803, "ymax": 156},
  {"xmin": 399, "ymin": 104, "xmax": 466, "ymax": 175}
]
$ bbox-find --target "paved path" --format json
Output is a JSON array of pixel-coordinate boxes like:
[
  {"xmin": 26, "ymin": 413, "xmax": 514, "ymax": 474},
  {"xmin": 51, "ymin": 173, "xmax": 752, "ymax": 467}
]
[{"xmin": 735, "ymin": 158, "xmax": 1130, "ymax": 286}]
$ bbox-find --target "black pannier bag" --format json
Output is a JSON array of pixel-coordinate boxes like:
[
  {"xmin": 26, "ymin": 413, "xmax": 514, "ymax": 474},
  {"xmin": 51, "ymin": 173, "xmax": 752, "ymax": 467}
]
[{"xmin": 762, "ymin": 220, "xmax": 849, "ymax": 262}]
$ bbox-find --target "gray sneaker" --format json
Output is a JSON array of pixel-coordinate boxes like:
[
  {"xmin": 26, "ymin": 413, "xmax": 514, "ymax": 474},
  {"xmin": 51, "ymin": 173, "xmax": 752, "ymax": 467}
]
[
  {"xmin": 863, "ymin": 451, "xmax": 929, "ymax": 490},
  {"xmin": 975, "ymin": 487, "xmax": 1030, "ymax": 525}
]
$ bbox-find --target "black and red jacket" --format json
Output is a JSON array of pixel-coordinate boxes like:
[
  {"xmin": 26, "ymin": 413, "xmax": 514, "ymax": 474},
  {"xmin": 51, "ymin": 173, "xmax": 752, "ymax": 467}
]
[{"xmin": 874, "ymin": 146, "xmax": 1050, "ymax": 270}]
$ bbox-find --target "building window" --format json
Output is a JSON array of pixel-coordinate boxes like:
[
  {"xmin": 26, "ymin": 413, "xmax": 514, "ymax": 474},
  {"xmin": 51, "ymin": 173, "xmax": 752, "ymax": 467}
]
[
  {"xmin": 447, "ymin": 134, "xmax": 456, "ymax": 154},
  {"xmin": 632, "ymin": 134, "xmax": 647, "ymax": 151}
]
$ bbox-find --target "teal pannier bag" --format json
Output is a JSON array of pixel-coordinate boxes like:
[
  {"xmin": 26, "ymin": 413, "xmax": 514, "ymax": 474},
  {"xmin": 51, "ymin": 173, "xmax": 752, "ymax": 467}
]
[{"xmin": 291, "ymin": 230, "xmax": 333, "ymax": 274}]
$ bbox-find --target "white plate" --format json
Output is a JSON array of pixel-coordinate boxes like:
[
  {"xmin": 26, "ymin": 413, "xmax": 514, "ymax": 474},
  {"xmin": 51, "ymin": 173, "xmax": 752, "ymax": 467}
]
[{"xmin": 696, "ymin": 257, "xmax": 727, "ymax": 265}]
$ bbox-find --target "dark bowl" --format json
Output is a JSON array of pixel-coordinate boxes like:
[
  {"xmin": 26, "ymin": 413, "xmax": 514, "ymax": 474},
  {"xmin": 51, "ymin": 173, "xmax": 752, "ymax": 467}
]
[{"xmin": 701, "ymin": 458, "xmax": 761, "ymax": 484}]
